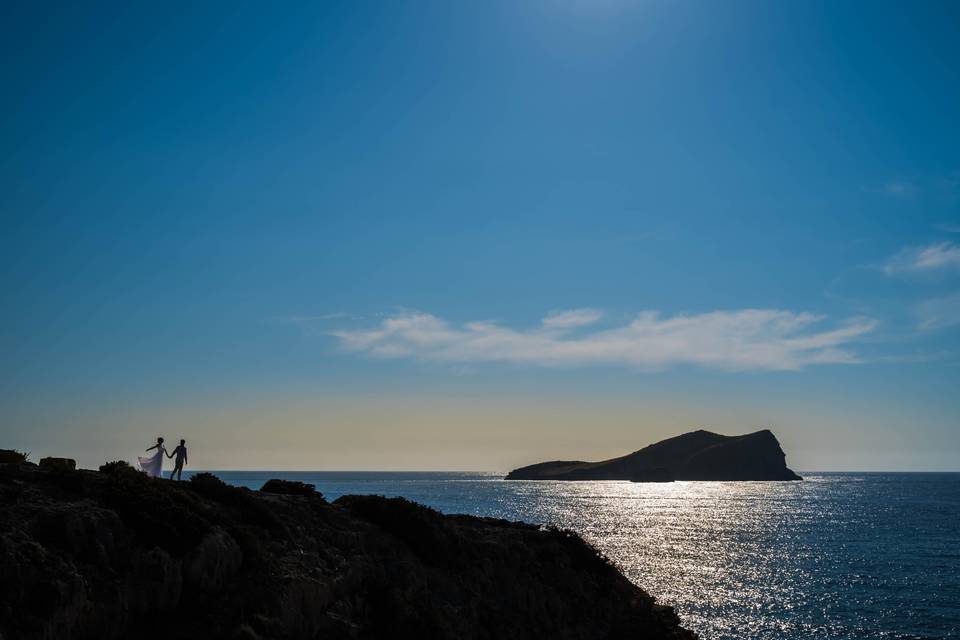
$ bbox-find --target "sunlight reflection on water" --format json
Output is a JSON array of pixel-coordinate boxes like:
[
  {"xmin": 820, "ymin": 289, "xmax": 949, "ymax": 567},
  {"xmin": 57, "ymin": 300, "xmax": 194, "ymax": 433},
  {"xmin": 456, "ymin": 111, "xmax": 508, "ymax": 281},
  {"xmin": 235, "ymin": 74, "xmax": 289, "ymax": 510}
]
[
  {"xmin": 501, "ymin": 476, "xmax": 960, "ymax": 640},
  {"xmin": 211, "ymin": 471, "xmax": 960, "ymax": 639}
]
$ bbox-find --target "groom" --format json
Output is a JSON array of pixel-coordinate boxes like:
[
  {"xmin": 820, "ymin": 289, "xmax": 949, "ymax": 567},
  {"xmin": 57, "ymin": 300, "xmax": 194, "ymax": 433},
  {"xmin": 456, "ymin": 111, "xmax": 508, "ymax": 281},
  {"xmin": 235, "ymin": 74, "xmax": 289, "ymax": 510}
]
[{"xmin": 167, "ymin": 439, "xmax": 188, "ymax": 481}]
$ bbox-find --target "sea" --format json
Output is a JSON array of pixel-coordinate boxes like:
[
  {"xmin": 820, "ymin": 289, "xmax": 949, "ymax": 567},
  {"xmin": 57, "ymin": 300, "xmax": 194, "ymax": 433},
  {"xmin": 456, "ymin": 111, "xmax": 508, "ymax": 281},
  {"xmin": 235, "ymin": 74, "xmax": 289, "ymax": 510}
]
[{"xmin": 197, "ymin": 471, "xmax": 960, "ymax": 640}]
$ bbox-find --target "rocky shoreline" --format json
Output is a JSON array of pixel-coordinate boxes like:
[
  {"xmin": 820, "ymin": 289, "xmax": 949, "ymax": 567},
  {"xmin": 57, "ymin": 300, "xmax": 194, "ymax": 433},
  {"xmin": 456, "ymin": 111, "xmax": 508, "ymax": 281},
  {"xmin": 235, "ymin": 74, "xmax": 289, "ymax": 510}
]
[{"xmin": 0, "ymin": 459, "xmax": 696, "ymax": 640}]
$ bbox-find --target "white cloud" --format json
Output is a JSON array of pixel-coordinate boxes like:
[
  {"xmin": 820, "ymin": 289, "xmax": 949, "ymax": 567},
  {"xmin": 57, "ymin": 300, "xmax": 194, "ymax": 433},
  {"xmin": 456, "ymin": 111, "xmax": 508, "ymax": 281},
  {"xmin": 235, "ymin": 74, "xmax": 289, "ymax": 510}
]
[
  {"xmin": 330, "ymin": 309, "xmax": 877, "ymax": 372},
  {"xmin": 882, "ymin": 242, "xmax": 960, "ymax": 275}
]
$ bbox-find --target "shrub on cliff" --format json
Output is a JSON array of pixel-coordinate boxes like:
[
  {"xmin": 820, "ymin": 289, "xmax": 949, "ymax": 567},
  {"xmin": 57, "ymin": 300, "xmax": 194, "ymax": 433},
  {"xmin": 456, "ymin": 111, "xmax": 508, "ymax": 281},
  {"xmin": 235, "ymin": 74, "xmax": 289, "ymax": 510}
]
[
  {"xmin": 190, "ymin": 472, "xmax": 246, "ymax": 504},
  {"xmin": 99, "ymin": 459, "xmax": 134, "ymax": 474},
  {"xmin": 0, "ymin": 449, "xmax": 29, "ymax": 464},
  {"xmin": 190, "ymin": 472, "xmax": 286, "ymax": 534},
  {"xmin": 335, "ymin": 495, "xmax": 460, "ymax": 566}
]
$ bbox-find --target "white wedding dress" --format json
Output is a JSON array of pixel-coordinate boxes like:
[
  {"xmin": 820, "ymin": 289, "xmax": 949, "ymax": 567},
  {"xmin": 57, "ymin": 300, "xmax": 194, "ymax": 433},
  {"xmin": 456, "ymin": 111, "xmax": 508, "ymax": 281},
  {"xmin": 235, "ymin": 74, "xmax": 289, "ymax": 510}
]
[{"xmin": 138, "ymin": 449, "xmax": 165, "ymax": 477}]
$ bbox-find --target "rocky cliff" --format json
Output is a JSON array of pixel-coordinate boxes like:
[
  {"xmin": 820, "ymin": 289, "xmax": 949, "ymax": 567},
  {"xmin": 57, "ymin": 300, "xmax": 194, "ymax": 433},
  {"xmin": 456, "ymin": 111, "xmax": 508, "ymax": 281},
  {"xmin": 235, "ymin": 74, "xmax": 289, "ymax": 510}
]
[
  {"xmin": 0, "ymin": 460, "xmax": 696, "ymax": 640},
  {"xmin": 506, "ymin": 429, "xmax": 801, "ymax": 481}
]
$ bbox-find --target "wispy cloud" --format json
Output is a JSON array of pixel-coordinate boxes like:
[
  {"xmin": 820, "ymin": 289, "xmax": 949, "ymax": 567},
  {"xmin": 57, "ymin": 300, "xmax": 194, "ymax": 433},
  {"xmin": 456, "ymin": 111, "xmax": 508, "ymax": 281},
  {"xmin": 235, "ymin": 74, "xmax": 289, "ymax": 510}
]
[
  {"xmin": 330, "ymin": 309, "xmax": 877, "ymax": 372},
  {"xmin": 865, "ymin": 172, "xmax": 960, "ymax": 200},
  {"xmin": 866, "ymin": 180, "xmax": 917, "ymax": 198},
  {"xmin": 882, "ymin": 242, "xmax": 960, "ymax": 275},
  {"xmin": 276, "ymin": 313, "xmax": 361, "ymax": 336},
  {"xmin": 937, "ymin": 171, "xmax": 960, "ymax": 195},
  {"xmin": 541, "ymin": 308, "xmax": 603, "ymax": 329},
  {"xmin": 916, "ymin": 293, "xmax": 960, "ymax": 331},
  {"xmin": 279, "ymin": 312, "xmax": 353, "ymax": 322}
]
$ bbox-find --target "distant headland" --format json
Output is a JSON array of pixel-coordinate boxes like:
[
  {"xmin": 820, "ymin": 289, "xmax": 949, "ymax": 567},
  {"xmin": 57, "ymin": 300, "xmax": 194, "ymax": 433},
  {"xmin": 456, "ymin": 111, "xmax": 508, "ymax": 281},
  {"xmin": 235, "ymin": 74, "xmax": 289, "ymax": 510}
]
[{"xmin": 506, "ymin": 429, "xmax": 802, "ymax": 481}]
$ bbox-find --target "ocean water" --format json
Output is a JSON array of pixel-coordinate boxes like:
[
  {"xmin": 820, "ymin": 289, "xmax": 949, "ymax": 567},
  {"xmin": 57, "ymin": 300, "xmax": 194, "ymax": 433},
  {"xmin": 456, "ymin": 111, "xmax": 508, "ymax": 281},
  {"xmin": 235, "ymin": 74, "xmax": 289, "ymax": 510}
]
[{"xmin": 202, "ymin": 471, "xmax": 960, "ymax": 639}]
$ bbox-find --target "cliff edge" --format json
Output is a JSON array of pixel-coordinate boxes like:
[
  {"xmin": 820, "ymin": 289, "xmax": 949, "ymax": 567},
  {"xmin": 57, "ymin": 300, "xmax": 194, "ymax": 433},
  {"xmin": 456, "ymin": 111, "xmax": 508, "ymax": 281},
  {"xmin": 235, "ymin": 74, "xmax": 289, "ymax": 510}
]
[
  {"xmin": 506, "ymin": 429, "xmax": 801, "ymax": 481},
  {"xmin": 0, "ymin": 460, "xmax": 695, "ymax": 640}
]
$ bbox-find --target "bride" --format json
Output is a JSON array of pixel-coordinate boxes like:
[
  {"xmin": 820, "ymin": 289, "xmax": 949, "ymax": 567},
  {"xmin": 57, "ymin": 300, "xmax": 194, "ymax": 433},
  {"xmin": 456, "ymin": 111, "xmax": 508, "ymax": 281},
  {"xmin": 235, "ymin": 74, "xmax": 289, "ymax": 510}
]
[{"xmin": 138, "ymin": 437, "xmax": 167, "ymax": 477}]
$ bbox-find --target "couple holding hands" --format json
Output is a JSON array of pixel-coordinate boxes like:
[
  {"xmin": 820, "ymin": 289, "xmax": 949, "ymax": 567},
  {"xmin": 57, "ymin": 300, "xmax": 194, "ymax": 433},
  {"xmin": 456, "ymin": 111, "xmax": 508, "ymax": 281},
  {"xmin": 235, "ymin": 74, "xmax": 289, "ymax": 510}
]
[{"xmin": 137, "ymin": 437, "xmax": 188, "ymax": 480}]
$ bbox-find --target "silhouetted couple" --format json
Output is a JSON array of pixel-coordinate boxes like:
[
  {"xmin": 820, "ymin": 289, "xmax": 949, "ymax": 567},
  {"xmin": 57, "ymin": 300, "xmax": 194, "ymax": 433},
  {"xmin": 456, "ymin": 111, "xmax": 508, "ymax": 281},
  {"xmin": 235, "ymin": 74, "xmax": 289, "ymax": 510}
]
[{"xmin": 137, "ymin": 437, "xmax": 188, "ymax": 480}]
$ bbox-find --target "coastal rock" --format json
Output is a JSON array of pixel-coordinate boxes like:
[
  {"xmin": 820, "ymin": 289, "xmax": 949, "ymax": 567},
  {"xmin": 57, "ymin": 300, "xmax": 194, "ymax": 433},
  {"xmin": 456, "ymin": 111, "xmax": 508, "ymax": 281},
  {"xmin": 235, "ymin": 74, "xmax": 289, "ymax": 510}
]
[
  {"xmin": 507, "ymin": 429, "xmax": 801, "ymax": 481},
  {"xmin": 0, "ymin": 461, "xmax": 696, "ymax": 640},
  {"xmin": 183, "ymin": 527, "xmax": 243, "ymax": 593}
]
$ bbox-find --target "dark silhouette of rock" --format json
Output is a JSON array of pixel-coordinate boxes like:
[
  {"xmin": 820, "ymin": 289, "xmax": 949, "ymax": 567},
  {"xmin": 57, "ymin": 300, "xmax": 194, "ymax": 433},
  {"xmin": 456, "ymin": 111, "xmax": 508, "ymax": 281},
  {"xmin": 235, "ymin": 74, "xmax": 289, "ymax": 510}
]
[
  {"xmin": 506, "ymin": 429, "xmax": 801, "ymax": 481},
  {"xmin": 0, "ymin": 461, "xmax": 696, "ymax": 640},
  {"xmin": 259, "ymin": 478, "xmax": 322, "ymax": 498},
  {"xmin": 39, "ymin": 457, "xmax": 77, "ymax": 471}
]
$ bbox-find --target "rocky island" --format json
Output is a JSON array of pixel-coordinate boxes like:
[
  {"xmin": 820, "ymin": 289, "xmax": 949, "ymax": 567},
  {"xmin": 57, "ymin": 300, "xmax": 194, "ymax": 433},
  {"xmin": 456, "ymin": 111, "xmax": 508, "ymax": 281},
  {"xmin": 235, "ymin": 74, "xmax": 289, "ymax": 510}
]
[
  {"xmin": 0, "ymin": 456, "xmax": 695, "ymax": 640},
  {"xmin": 506, "ymin": 429, "xmax": 801, "ymax": 482}
]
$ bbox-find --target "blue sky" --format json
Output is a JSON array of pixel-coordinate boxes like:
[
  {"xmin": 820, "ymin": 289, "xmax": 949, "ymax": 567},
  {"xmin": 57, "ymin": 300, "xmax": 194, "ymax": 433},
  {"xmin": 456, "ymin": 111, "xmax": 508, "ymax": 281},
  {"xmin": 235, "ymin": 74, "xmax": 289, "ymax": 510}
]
[{"xmin": 2, "ymin": 1, "xmax": 959, "ymax": 470}]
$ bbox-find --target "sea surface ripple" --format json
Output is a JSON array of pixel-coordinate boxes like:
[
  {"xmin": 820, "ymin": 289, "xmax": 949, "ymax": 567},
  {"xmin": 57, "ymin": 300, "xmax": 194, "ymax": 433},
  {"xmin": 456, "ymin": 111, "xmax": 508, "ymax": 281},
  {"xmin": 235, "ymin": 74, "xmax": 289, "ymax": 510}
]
[{"xmin": 207, "ymin": 471, "xmax": 960, "ymax": 640}]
